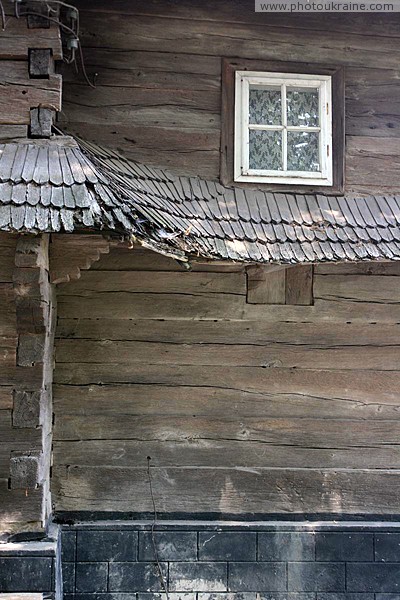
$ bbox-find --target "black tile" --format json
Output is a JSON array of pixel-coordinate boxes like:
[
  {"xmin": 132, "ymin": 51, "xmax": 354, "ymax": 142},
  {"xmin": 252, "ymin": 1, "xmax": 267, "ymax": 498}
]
[
  {"xmin": 228, "ymin": 563, "xmax": 286, "ymax": 592},
  {"xmin": 288, "ymin": 563, "xmax": 345, "ymax": 592},
  {"xmin": 0, "ymin": 557, "xmax": 53, "ymax": 591},
  {"xmin": 75, "ymin": 563, "xmax": 108, "ymax": 593},
  {"xmin": 169, "ymin": 562, "xmax": 227, "ymax": 592},
  {"xmin": 62, "ymin": 530, "xmax": 77, "ymax": 563},
  {"xmin": 77, "ymin": 530, "xmax": 138, "ymax": 562},
  {"xmin": 260, "ymin": 596, "xmax": 316, "ymax": 600},
  {"xmin": 199, "ymin": 532, "xmax": 256, "ymax": 562},
  {"xmin": 316, "ymin": 534, "xmax": 373, "ymax": 562},
  {"xmin": 62, "ymin": 562, "xmax": 76, "ymax": 594},
  {"xmin": 109, "ymin": 562, "xmax": 167, "ymax": 592},
  {"xmin": 139, "ymin": 531, "xmax": 197, "ymax": 561},
  {"xmin": 198, "ymin": 595, "xmax": 257, "ymax": 600},
  {"xmin": 375, "ymin": 535, "xmax": 400, "ymax": 562},
  {"xmin": 259, "ymin": 533, "xmax": 315, "ymax": 562},
  {"xmin": 138, "ymin": 595, "xmax": 195, "ymax": 600},
  {"xmin": 347, "ymin": 563, "xmax": 400, "ymax": 593},
  {"xmin": 68, "ymin": 596, "xmax": 137, "ymax": 600},
  {"xmin": 317, "ymin": 595, "xmax": 374, "ymax": 600}
]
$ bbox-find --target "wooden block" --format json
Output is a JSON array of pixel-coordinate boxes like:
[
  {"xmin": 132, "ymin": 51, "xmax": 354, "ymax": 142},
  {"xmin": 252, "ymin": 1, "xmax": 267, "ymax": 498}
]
[
  {"xmin": 29, "ymin": 48, "xmax": 52, "ymax": 78},
  {"xmin": 9, "ymin": 451, "xmax": 41, "ymax": 489},
  {"xmin": 247, "ymin": 265, "xmax": 286, "ymax": 304},
  {"xmin": 0, "ymin": 125, "xmax": 28, "ymax": 141},
  {"xmin": 285, "ymin": 265, "xmax": 314, "ymax": 306},
  {"xmin": 30, "ymin": 107, "xmax": 54, "ymax": 138},
  {"xmin": 12, "ymin": 390, "xmax": 41, "ymax": 428},
  {"xmin": 26, "ymin": 2, "xmax": 50, "ymax": 29}
]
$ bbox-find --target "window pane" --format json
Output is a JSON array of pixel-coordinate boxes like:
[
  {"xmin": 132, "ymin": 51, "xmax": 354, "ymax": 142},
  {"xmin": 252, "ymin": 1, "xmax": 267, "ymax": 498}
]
[
  {"xmin": 287, "ymin": 88, "xmax": 319, "ymax": 127},
  {"xmin": 249, "ymin": 129, "xmax": 283, "ymax": 170},
  {"xmin": 287, "ymin": 131, "xmax": 320, "ymax": 172},
  {"xmin": 249, "ymin": 87, "xmax": 281, "ymax": 125}
]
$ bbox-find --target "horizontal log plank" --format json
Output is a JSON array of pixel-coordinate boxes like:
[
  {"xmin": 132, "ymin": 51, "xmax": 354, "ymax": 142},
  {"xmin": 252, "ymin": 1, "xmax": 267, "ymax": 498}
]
[
  {"xmin": 52, "ymin": 382, "xmax": 400, "ymax": 420},
  {"xmin": 55, "ymin": 319, "xmax": 400, "ymax": 346},
  {"xmin": 52, "ymin": 466, "xmax": 400, "ymax": 515},
  {"xmin": 53, "ymin": 365, "xmax": 400, "ymax": 404},
  {"xmin": 0, "ymin": 20, "xmax": 62, "ymax": 60},
  {"xmin": 314, "ymin": 274, "xmax": 400, "ymax": 304},
  {"xmin": 55, "ymin": 338, "xmax": 400, "ymax": 370},
  {"xmin": 75, "ymin": 2, "xmax": 400, "ymax": 39},
  {"xmin": 346, "ymin": 136, "xmax": 400, "ymax": 191},
  {"xmin": 315, "ymin": 262, "xmax": 400, "ymax": 275},
  {"xmin": 57, "ymin": 292, "xmax": 400, "ymax": 322},
  {"xmin": 58, "ymin": 270, "xmax": 247, "ymax": 295},
  {"xmin": 0, "ymin": 75, "xmax": 62, "ymax": 125},
  {"xmin": 78, "ymin": 14, "xmax": 400, "ymax": 70},
  {"xmin": 54, "ymin": 414, "xmax": 400, "ymax": 447},
  {"xmin": 53, "ymin": 439, "xmax": 400, "ymax": 470},
  {"xmin": 60, "ymin": 122, "xmax": 220, "ymax": 178}
]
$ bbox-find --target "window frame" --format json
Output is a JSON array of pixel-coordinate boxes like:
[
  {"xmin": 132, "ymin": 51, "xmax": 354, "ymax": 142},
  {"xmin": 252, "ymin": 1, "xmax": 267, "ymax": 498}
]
[
  {"xmin": 220, "ymin": 59, "xmax": 345, "ymax": 194},
  {"xmin": 234, "ymin": 71, "xmax": 333, "ymax": 186}
]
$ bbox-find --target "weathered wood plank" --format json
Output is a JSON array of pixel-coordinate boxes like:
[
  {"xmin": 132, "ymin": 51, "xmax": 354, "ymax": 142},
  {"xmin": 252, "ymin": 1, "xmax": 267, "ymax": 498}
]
[
  {"xmin": 53, "ymin": 466, "xmax": 400, "ymax": 515},
  {"xmin": 59, "ymin": 270, "xmax": 246, "ymax": 295},
  {"xmin": 0, "ymin": 20, "xmax": 62, "ymax": 60},
  {"xmin": 52, "ymin": 382, "xmax": 400, "ymax": 420},
  {"xmin": 55, "ymin": 319, "xmax": 400, "ymax": 346},
  {"xmin": 0, "ymin": 76, "xmax": 61, "ymax": 125},
  {"xmin": 0, "ymin": 236, "xmax": 17, "ymax": 282},
  {"xmin": 315, "ymin": 262, "xmax": 400, "ymax": 275},
  {"xmin": 346, "ymin": 136, "xmax": 400, "ymax": 191},
  {"xmin": 77, "ymin": 13, "xmax": 400, "ymax": 70},
  {"xmin": 60, "ymin": 123, "xmax": 220, "ymax": 178},
  {"xmin": 53, "ymin": 439, "xmax": 400, "ymax": 470},
  {"xmin": 57, "ymin": 291, "xmax": 400, "ymax": 322},
  {"xmin": 55, "ymin": 338, "xmax": 400, "ymax": 371},
  {"xmin": 314, "ymin": 274, "xmax": 400, "ymax": 304},
  {"xmin": 57, "ymin": 292, "xmax": 247, "ymax": 320},
  {"xmin": 53, "ymin": 364, "xmax": 400, "ymax": 405},
  {"xmin": 74, "ymin": 1, "xmax": 400, "ymax": 39},
  {"xmin": 54, "ymin": 414, "xmax": 400, "ymax": 447}
]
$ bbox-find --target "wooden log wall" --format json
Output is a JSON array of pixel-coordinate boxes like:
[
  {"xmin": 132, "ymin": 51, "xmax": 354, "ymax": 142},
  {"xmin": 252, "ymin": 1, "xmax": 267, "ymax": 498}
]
[
  {"xmin": 0, "ymin": 1, "xmax": 62, "ymax": 140},
  {"xmin": 60, "ymin": 0, "xmax": 400, "ymax": 194},
  {"xmin": 52, "ymin": 242, "xmax": 400, "ymax": 517}
]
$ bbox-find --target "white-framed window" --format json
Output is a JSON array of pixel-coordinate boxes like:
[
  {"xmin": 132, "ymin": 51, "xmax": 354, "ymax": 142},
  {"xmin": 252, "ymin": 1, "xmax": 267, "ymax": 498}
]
[{"xmin": 234, "ymin": 71, "xmax": 333, "ymax": 186}]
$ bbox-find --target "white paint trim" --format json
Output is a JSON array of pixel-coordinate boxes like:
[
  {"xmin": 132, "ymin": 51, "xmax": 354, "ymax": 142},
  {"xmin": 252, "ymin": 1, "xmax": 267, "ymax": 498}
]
[{"xmin": 234, "ymin": 71, "xmax": 333, "ymax": 186}]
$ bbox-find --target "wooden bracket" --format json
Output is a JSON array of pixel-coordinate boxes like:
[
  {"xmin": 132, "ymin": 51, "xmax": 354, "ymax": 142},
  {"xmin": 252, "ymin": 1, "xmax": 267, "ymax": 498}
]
[{"xmin": 49, "ymin": 234, "xmax": 111, "ymax": 284}]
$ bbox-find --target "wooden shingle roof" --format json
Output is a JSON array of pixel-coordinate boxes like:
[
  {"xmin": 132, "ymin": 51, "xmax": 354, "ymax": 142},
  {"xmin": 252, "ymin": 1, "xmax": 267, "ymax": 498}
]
[{"xmin": 1, "ymin": 135, "xmax": 400, "ymax": 264}]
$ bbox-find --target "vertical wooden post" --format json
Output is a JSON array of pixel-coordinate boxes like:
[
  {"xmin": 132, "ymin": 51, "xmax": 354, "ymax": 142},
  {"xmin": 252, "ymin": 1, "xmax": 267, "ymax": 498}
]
[{"xmin": 12, "ymin": 234, "xmax": 56, "ymax": 526}]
